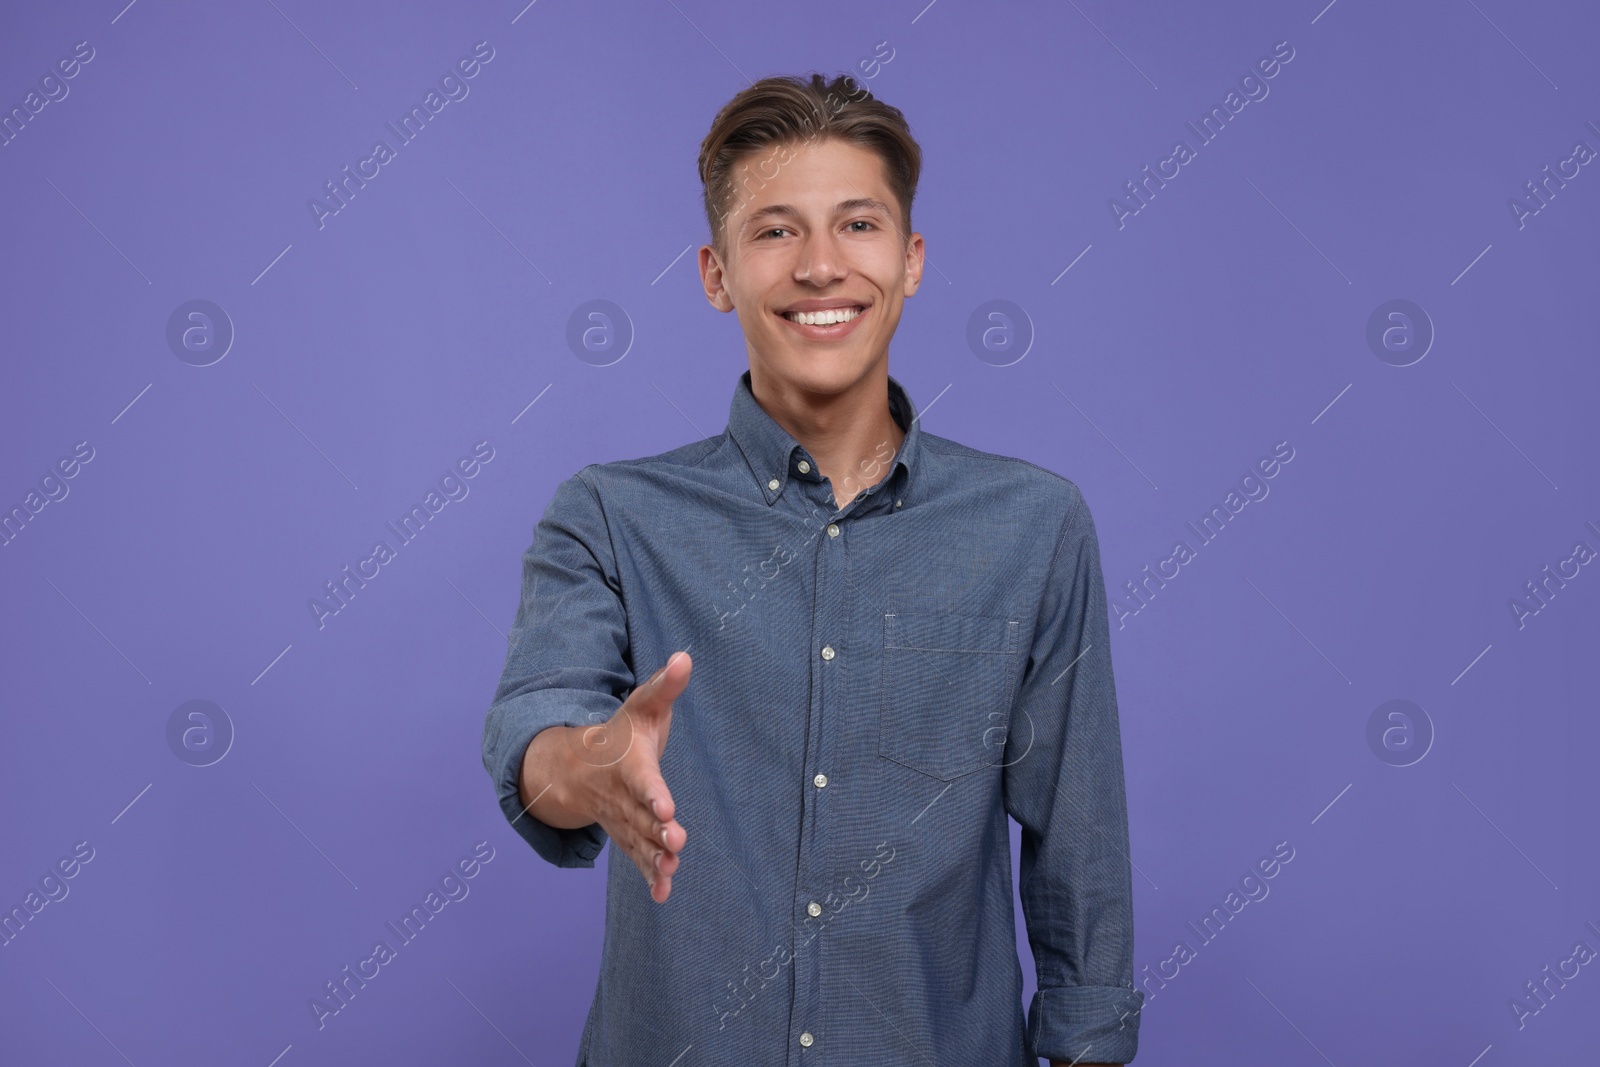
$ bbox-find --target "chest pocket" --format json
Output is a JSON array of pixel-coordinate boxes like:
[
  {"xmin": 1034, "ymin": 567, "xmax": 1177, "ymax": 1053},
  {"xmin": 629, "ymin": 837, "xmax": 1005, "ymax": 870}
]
[{"xmin": 877, "ymin": 612, "xmax": 1021, "ymax": 781}]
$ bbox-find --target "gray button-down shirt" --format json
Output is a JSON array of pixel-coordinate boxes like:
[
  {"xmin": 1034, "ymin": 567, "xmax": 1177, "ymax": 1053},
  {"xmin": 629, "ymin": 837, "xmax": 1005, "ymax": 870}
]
[{"xmin": 482, "ymin": 369, "xmax": 1142, "ymax": 1064}]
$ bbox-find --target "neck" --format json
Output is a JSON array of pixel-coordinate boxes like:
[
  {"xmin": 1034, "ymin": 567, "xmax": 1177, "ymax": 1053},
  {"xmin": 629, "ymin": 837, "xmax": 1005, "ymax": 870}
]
[{"xmin": 748, "ymin": 366, "xmax": 904, "ymax": 510}]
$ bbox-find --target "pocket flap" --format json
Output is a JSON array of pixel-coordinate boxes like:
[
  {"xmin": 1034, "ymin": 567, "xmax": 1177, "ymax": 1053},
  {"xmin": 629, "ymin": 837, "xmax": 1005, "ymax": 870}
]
[
  {"xmin": 884, "ymin": 611, "xmax": 1016, "ymax": 654},
  {"xmin": 879, "ymin": 612, "xmax": 1019, "ymax": 781}
]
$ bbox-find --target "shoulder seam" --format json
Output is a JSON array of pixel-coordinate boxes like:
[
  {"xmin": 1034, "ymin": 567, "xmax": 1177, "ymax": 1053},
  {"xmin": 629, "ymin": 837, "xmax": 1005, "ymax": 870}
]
[
  {"xmin": 920, "ymin": 437, "xmax": 1081, "ymax": 490},
  {"xmin": 1031, "ymin": 485, "xmax": 1087, "ymax": 642},
  {"xmin": 573, "ymin": 467, "xmax": 622, "ymax": 577},
  {"xmin": 1043, "ymin": 487, "xmax": 1085, "ymax": 588},
  {"xmin": 692, "ymin": 434, "xmax": 729, "ymax": 469}
]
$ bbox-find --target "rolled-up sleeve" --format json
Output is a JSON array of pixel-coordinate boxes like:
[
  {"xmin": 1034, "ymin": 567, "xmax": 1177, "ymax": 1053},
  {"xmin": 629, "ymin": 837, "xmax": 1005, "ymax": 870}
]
[
  {"xmin": 482, "ymin": 468, "xmax": 635, "ymax": 869},
  {"xmin": 1002, "ymin": 486, "xmax": 1143, "ymax": 1063}
]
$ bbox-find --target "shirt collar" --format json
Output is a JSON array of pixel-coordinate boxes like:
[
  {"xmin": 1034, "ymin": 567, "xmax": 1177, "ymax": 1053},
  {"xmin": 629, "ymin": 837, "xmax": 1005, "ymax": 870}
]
[{"xmin": 726, "ymin": 368, "xmax": 920, "ymax": 510}]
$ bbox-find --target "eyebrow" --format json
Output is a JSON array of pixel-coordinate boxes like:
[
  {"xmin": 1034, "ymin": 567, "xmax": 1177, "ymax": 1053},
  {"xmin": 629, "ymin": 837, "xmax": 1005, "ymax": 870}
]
[{"xmin": 742, "ymin": 198, "xmax": 894, "ymax": 230}]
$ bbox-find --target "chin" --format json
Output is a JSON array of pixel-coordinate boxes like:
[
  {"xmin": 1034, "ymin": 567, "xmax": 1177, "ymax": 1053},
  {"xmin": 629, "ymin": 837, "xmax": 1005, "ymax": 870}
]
[{"xmin": 761, "ymin": 345, "xmax": 879, "ymax": 396}]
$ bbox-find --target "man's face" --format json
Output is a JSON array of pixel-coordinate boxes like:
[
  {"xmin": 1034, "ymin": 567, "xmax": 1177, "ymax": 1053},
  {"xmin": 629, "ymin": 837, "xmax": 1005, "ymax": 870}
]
[{"xmin": 700, "ymin": 137, "xmax": 924, "ymax": 398}]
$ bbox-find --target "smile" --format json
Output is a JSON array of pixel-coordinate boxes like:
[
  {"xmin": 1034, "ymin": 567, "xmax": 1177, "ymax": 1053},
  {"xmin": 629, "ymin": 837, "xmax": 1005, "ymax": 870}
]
[
  {"xmin": 783, "ymin": 305, "xmax": 865, "ymax": 325},
  {"xmin": 778, "ymin": 304, "xmax": 870, "ymax": 339}
]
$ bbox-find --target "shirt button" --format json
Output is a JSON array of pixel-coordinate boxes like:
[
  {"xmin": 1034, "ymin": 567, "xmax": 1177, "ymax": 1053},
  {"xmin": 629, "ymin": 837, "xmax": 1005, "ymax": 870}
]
[
  {"xmin": 797, "ymin": 460, "xmax": 811, "ymax": 474},
  {"xmin": 826, "ymin": 523, "xmax": 840, "ymax": 538},
  {"xmin": 807, "ymin": 900, "xmax": 822, "ymax": 917},
  {"xmin": 813, "ymin": 773, "xmax": 827, "ymax": 788},
  {"xmin": 895, "ymin": 499, "xmax": 903, "ymax": 508},
  {"xmin": 821, "ymin": 645, "xmax": 835, "ymax": 660},
  {"xmin": 768, "ymin": 478, "xmax": 780, "ymax": 491},
  {"xmin": 799, "ymin": 1032, "xmax": 814, "ymax": 1048}
]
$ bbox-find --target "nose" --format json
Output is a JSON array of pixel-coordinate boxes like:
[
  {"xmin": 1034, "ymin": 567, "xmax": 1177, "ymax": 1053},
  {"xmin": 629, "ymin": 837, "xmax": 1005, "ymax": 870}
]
[{"xmin": 794, "ymin": 230, "xmax": 844, "ymax": 285}]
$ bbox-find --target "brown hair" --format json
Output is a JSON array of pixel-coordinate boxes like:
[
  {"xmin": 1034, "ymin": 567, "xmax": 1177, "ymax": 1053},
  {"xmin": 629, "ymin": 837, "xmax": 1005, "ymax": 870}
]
[{"xmin": 697, "ymin": 72, "xmax": 922, "ymax": 259}]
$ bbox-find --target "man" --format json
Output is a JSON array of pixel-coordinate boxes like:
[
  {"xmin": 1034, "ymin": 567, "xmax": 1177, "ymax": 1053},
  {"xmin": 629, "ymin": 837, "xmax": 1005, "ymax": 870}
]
[{"xmin": 482, "ymin": 72, "xmax": 1142, "ymax": 1065}]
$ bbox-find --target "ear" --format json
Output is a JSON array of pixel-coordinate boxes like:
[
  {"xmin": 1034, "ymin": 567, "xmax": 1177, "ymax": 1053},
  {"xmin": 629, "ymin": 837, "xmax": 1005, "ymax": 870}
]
[
  {"xmin": 699, "ymin": 243, "xmax": 735, "ymax": 312},
  {"xmin": 902, "ymin": 231, "xmax": 925, "ymax": 299}
]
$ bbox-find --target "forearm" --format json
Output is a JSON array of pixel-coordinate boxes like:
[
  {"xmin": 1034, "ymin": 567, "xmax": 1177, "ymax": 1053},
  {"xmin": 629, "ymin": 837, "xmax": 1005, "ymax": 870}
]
[
  {"xmin": 1010, "ymin": 494, "xmax": 1142, "ymax": 1063},
  {"xmin": 517, "ymin": 725, "xmax": 593, "ymax": 829}
]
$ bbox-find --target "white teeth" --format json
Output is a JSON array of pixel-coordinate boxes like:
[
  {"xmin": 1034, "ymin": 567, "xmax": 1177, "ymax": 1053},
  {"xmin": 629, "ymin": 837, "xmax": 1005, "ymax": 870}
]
[{"xmin": 785, "ymin": 306, "xmax": 862, "ymax": 326}]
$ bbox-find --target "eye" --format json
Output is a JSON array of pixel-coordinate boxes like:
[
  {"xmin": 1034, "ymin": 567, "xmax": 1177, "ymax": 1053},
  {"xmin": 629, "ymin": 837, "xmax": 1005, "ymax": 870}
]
[
  {"xmin": 847, "ymin": 220, "xmax": 876, "ymax": 232},
  {"xmin": 758, "ymin": 227, "xmax": 789, "ymax": 239}
]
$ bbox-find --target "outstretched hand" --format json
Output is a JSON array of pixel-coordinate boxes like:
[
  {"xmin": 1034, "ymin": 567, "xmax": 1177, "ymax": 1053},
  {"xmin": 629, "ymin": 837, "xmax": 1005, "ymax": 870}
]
[{"xmin": 548, "ymin": 650, "xmax": 693, "ymax": 903}]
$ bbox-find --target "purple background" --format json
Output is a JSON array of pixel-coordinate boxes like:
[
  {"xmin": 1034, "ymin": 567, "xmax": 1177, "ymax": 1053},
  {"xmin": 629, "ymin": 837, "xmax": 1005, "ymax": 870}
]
[{"xmin": 3, "ymin": 0, "xmax": 1597, "ymax": 1063}]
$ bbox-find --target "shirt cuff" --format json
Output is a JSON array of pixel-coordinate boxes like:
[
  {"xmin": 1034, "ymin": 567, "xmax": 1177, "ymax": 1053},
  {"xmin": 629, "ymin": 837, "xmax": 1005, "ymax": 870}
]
[
  {"xmin": 485, "ymin": 694, "xmax": 610, "ymax": 869},
  {"xmin": 1027, "ymin": 984, "xmax": 1144, "ymax": 1064}
]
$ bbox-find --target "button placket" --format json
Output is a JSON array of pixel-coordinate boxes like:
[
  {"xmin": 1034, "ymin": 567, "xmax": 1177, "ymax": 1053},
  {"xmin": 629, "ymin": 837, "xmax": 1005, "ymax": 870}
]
[{"xmin": 791, "ymin": 493, "xmax": 845, "ymax": 1067}]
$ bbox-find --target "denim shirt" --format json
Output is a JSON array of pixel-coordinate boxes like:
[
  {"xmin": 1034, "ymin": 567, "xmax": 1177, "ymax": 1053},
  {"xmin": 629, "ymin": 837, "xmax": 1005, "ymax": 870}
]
[{"xmin": 482, "ymin": 369, "xmax": 1143, "ymax": 1065}]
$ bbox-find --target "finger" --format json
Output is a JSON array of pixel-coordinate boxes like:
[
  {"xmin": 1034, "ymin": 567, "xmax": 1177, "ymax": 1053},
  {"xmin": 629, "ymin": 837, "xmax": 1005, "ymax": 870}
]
[
  {"xmin": 630, "ymin": 651, "xmax": 693, "ymax": 717},
  {"xmin": 631, "ymin": 838, "xmax": 671, "ymax": 884},
  {"xmin": 617, "ymin": 772, "xmax": 668, "ymax": 843},
  {"xmin": 627, "ymin": 762, "xmax": 678, "ymax": 832},
  {"xmin": 641, "ymin": 777, "xmax": 675, "ymax": 825},
  {"xmin": 643, "ymin": 838, "xmax": 678, "ymax": 870},
  {"xmin": 642, "ymin": 848, "xmax": 675, "ymax": 901},
  {"xmin": 628, "ymin": 791, "xmax": 684, "ymax": 864},
  {"xmin": 655, "ymin": 847, "xmax": 680, "ymax": 878},
  {"xmin": 641, "ymin": 845, "xmax": 678, "ymax": 882},
  {"xmin": 610, "ymin": 761, "xmax": 676, "ymax": 864}
]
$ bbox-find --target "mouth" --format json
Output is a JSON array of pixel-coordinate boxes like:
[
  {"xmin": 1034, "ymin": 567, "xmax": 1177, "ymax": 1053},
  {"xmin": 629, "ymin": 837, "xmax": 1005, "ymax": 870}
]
[{"xmin": 777, "ymin": 303, "xmax": 870, "ymax": 340}]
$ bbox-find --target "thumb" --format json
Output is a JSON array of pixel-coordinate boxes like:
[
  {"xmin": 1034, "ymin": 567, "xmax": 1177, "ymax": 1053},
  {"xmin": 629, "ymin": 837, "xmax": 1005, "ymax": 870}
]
[{"xmin": 630, "ymin": 651, "xmax": 692, "ymax": 720}]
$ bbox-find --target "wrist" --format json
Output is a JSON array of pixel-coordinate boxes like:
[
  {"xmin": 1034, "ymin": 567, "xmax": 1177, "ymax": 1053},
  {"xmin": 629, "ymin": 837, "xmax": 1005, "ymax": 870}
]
[{"xmin": 519, "ymin": 725, "xmax": 591, "ymax": 829}]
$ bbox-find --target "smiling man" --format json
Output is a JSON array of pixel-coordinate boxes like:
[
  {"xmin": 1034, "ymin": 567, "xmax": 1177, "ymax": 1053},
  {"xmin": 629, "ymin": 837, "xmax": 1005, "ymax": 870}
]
[{"xmin": 482, "ymin": 73, "xmax": 1142, "ymax": 1065}]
